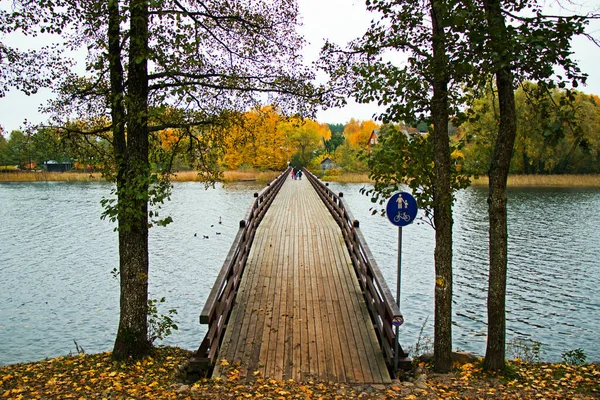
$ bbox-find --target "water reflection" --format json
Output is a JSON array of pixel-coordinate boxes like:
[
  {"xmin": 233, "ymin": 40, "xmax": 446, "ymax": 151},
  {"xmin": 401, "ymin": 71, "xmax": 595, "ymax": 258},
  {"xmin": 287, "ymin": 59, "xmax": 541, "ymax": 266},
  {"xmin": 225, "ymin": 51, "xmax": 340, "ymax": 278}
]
[{"xmin": 0, "ymin": 181, "xmax": 598, "ymax": 365}]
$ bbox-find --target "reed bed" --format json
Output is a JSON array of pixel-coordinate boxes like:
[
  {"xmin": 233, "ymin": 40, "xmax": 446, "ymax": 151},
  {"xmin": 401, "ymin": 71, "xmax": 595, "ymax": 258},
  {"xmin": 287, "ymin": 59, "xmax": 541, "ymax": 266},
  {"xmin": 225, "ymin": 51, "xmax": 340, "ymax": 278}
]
[
  {"xmin": 0, "ymin": 169, "xmax": 281, "ymax": 183},
  {"xmin": 470, "ymin": 174, "xmax": 600, "ymax": 187},
  {"xmin": 0, "ymin": 171, "xmax": 103, "ymax": 182},
  {"xmin": 223, "ymin": 170, "xmax": 280, "ymax": 183},
  {"xmin": 3, "ymin": 170, "xmax": 600, "ymax": 187},
  {"xmin": 171, "ymin": 169, "xmax": 280, "ymax": 183},
  {"xmin": 320, "ymin": 172, "xmax": 600, "ymax": 186},
  {"xmin": 320, "ymin": 173, "xmax": 373, "ymax": 183}
]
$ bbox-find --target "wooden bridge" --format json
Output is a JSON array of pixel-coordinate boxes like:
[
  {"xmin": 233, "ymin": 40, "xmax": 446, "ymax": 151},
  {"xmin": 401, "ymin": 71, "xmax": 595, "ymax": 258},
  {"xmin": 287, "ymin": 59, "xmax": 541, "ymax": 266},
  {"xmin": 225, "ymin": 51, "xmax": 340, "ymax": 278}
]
[{"xmin": 186, "ymin": 169, "xmax": 410, "ymax": 383}]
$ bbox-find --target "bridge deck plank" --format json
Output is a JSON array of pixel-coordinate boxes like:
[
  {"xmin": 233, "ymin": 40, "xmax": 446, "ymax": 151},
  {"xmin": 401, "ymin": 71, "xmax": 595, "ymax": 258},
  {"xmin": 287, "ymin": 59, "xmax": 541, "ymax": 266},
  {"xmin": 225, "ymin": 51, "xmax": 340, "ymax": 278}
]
[{"xmin": 212, "ymin": 176, "xmax": 391, "ymax": 383}]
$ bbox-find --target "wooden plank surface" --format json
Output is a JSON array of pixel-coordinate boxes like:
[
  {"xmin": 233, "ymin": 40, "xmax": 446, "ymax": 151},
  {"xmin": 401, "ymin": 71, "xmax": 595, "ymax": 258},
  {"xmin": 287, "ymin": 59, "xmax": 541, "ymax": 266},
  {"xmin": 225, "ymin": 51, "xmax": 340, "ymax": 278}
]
[{"xmin": 212, "ymin": 176, "xmax": 391, "ymax": 383}]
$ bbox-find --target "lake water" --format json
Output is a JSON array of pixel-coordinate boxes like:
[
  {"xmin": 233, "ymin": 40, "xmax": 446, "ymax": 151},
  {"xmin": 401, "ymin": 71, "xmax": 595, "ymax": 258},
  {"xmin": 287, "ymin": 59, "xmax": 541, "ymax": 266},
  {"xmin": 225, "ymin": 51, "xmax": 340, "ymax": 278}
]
[{"xmin": 0, "ymin": 181, "xmax": 598, "ymax": 366}]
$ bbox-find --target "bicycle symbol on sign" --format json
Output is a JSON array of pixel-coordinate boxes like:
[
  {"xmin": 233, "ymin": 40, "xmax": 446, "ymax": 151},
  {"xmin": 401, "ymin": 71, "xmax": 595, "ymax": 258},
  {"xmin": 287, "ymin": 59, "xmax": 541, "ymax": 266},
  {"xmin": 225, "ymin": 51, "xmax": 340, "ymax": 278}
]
[{"xmin": 393, "ymin": 211, "xmax": 411, "ymax": 223}]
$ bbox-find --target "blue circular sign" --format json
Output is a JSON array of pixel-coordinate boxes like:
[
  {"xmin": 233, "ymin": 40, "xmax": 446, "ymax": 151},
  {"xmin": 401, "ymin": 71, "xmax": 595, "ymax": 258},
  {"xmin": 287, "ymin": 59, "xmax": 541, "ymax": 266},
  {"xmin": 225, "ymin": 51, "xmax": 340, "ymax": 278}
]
[{"xmin": 386, "ymin": 192, "xmax": 418, "ymax": 227}]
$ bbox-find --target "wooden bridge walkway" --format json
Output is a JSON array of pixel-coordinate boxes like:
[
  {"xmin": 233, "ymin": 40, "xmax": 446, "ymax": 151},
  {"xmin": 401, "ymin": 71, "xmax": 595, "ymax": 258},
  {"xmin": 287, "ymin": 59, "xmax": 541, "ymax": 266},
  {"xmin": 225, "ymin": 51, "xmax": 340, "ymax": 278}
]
[
  {"xmin": 212, "ymin": 175, "xmax": 390, "ymax": 383},
  {"xmin": 188, "ymin": 169, "xmax": 409, "ymax": 384}
]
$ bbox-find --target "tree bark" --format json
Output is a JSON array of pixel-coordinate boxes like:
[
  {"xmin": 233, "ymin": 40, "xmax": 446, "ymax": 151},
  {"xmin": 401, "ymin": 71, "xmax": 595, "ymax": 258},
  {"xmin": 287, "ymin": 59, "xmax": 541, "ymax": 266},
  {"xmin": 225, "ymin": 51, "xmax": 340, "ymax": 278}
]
[
  {"xmin": 112, "ymin": 0, "xmax": 152, "ymax": 361},
  {"xmin": 430, "ymin": 0, "xmax": 453, "ymax": 373},
  {"xmin": 482, "ymin": 0, "xmax": 517, "ymax": 371}
]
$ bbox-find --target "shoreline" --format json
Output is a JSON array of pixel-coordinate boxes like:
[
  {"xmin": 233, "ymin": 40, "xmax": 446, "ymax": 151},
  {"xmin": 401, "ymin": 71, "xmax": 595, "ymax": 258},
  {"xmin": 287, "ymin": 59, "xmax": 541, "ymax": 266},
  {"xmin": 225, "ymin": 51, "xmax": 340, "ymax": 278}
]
[{"xmin": 2, "ymin": 170, "xmax": 600, "ymax": 187}]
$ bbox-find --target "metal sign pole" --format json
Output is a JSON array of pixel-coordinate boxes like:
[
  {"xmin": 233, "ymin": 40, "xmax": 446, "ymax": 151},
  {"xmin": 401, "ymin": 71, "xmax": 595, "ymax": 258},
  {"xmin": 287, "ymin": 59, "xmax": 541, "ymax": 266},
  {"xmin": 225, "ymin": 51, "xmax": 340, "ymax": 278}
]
[
  {"xmin": 386, "ymin": 191, "xmax": 416, "ymax": 375},
  {"xmin": 394, "ymin": 226, "xmax": 402, "ymax": 372},
  {"xmin": 397, "ymin": 226, "xmax": 402, "ymax": 310}
]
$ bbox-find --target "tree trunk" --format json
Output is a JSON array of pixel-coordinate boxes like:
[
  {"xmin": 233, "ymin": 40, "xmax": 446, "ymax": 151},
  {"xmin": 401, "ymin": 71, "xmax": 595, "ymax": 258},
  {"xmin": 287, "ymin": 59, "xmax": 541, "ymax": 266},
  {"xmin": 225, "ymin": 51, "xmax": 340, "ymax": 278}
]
[
  {"xmin": 522, "ymin": 152, "xmax": 530, "ymax": 174},
  {"xmin": 430, "ymin": 0, "xmax": 453, "ymax": 373},
  {"xmin": 483, "ymin": 0, "xmax": 517, "ymax": 371},
  {"xmin": 112, "ymin": 0, "xmax": 152, "ymax": 361}
]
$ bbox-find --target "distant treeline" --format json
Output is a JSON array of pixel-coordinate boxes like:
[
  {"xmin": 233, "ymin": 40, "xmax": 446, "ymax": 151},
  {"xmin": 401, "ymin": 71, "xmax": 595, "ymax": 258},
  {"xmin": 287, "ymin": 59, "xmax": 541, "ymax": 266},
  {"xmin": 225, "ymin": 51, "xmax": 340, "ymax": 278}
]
[{"xmin": 1, "ymin": 85, "xmax": 599, "ymax": 175}]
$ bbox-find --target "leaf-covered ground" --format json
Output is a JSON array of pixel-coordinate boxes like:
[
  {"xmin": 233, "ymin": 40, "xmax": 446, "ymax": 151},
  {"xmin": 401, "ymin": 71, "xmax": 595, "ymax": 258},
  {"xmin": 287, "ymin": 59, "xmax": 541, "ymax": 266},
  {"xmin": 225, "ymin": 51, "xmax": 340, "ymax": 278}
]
[{"xmin": 1, "ymin": 347, "xmax": 598, "ymax": 399}]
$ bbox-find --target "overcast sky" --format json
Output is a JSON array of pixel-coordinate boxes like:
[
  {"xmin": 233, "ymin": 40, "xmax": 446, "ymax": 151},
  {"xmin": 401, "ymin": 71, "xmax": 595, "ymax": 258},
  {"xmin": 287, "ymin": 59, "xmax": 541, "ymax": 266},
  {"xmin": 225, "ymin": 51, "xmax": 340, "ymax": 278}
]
[{"xmin": 1, "ymin": 0, "xmax": 599, "ymax": 133}]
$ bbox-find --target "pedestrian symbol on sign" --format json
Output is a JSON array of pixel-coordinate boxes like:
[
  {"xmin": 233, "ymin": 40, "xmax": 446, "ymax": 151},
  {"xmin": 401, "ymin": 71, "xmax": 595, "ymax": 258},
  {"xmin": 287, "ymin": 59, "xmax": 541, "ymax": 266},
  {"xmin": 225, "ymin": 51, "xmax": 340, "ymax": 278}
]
[{"xmin": 397, "ymin": 194, "xmax": 408, "ymax": 209}]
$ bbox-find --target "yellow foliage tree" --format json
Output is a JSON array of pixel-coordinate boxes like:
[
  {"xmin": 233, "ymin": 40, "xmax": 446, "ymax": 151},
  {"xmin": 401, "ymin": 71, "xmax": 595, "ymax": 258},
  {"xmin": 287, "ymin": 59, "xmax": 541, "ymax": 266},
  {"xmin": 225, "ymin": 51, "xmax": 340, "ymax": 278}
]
[
  {"xmin": 221, "ymin": 107, "xmax": 331, "ymax": 170},
  {"xmin": 222, "ymin": 106, "xmax": 288, "ymax": 170},
  {"xmin": 343, "ymin": 119, "xmax": 380, "ymax": 147},
  {"xmin": 278, "ymin": 118, "xmax": 330, "ymax": 167}
]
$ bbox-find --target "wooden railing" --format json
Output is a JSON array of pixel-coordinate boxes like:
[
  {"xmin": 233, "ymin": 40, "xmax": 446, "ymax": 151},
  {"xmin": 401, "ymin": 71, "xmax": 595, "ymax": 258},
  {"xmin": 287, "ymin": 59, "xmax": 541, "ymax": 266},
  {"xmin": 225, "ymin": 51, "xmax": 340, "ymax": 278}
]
[
  {"xmin": 185, "ymin": 168, "xmax": 290, "ymax": 378},
  {"xmin": 303, "ymin": 168, "xmax": 411, "ymax": 371}
]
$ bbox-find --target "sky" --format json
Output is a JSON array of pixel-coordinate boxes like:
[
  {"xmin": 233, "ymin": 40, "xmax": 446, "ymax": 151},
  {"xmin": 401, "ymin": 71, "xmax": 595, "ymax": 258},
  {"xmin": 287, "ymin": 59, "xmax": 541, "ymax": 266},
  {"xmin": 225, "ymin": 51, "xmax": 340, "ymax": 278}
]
[{"xmin": 1, "ymin": 0, "xmax": 599, "ymax": 133}]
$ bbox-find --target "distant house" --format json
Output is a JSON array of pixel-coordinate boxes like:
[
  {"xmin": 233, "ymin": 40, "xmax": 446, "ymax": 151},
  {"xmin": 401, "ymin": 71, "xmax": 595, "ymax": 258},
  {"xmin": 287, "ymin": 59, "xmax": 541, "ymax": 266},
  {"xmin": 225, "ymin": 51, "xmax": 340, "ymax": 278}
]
[
  {"xmin": 416, "ymin": 121, "xmax": 429, "ymax": 134},
  {"xmin": 368, "ymin": 129, "xmax": 380, "ymax": 146},
  {"xmin": 320, "ymin": 157, "xmax": 337, "ymax": 171},
  {"xmin": 368, "ymin": 125, "xmax": 428, "ymax": 152},
  {"xmin": 400, "ymin": 126, "xmax": 419, "ymax": 138},
  {"xmin": 43, "ymin": 160, "xmax": 74, "ymax": 172},
  {"xmin": 368, "ymin": 129, "xmax": 380, "ymax": 148}
]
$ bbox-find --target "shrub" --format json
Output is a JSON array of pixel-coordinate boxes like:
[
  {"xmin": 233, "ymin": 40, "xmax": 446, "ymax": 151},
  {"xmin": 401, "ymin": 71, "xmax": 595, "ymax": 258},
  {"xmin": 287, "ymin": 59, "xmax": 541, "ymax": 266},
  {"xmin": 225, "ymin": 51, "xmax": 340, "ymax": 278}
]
[
  {"xmin": 562, "ymin": 348, "xmax": 587, "ymax": 366},
  {"xmin": 147, "ymin": 297, "xmax": 178, "ymax": 345},
  {"xmin": 506, "ymin": 337, "xmax": 543, "ymax": 363}
]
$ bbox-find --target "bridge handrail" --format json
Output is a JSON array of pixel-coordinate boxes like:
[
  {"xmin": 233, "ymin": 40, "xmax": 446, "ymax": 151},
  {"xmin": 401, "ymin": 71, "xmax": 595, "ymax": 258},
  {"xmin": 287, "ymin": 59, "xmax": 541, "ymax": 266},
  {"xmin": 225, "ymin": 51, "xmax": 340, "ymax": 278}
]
[
  {"xmin": 303, "ymin": 168, "xmax": 407, "ymax": 368},
  {"xmin": 191, "ymin": 168, "xmax": 290, "ymax": 371}
]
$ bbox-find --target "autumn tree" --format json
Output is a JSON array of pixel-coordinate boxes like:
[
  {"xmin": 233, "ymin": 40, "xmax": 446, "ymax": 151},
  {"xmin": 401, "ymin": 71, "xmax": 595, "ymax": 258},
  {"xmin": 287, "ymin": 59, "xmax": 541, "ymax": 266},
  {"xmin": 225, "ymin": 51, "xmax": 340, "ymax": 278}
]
[
  {"xmin": 320, "ymin": 0, "xmax": 473, "ymax": 372},
  {"xmin": 327, "ymin": 123, "xmax": 344, "ymax": 135},
  {"xmin": 323, "ymin": 122, "xmax": 345, "ymax": 157},
  {"xmin": 467, "ymin": 0, "xmax": 590, "ymax": 370},
  {"xmin": 279, "ymin": 118, "xmax": 330, "ymax": 167},
  {"xmin": 462, "ymin": 86, "xmax": 600, "ymax": 175},
  {"xmin": 361, "ymin": 124, "xmax": 469, "ymax": 227},
  {"xmin": 2, "ymin": 130, "xmax": 33, "ymax": 168},
  {"xmin": 343, "ymin": 119, "xmax": 380, "ymax": 147},
  {"xmin": 2, "ymin": 0, "xmax": 318, "ymax": 360},
  {"xmin": 0, "ymin": 133, "xmax": 8, "ymax": 167},
  {"xmin": 320, "ymin": 0, "xmax": 593, "ymax": 372},
  {"xmin": 221, "ymin": 106, "xmax": 289, "ymax": 170},
  {"xmin": 323, "ymin": 119, "xmax": 379, "ymax": 172},
  {"xmin": 323, "ymin": 131, "xmax": 345, "ymax": 155}
]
